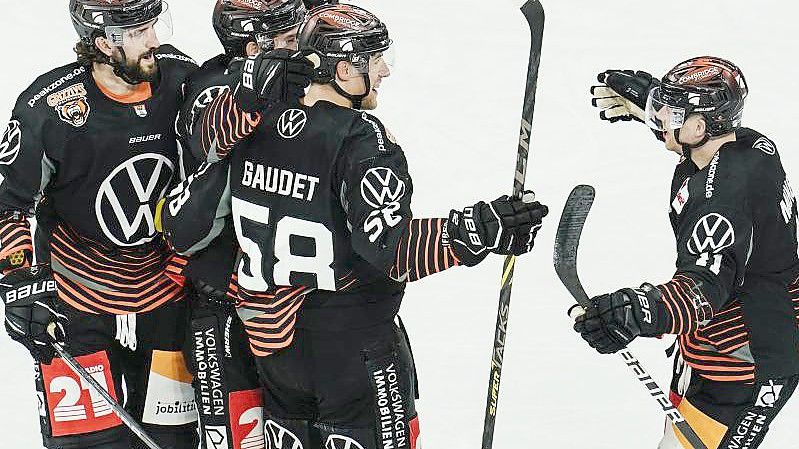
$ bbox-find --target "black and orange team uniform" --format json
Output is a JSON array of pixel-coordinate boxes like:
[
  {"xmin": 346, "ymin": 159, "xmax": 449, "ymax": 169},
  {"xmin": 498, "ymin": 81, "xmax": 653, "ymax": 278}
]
[
  {"xmin": 0, "ymin": 45, "xmax": 200, "ymax": 449},
  {"xmin": 648, "ymin": 129, "xmax": 799, "ymax": 448},
  {"xmin": 163, "ymin": 92, "xmax": 431, "ymax": 449},
  {"xmin": 170, "ymin": 53, "xmax": 267, "ymax": 449},
  {"xmin": 161, "ymin": 69, "xmax": 546, "ymax": 446}
]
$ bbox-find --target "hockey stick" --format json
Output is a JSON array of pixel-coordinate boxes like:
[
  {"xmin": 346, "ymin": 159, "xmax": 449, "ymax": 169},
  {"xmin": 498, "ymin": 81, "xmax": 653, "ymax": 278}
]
[
  {"xmin": 553, "ymin": 185, "xmax": 708, "ymax": 449},
  {"xmin": 50, "ymin": 342, "xmax": 167, "ymax": 449},
  {"xmin": 481, "ymin": 2, "xmax": 544, "ymax": 448}
]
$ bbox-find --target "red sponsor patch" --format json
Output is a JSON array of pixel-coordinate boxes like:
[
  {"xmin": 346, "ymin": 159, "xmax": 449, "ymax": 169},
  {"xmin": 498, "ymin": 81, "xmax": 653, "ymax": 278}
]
[
  {"xmin": 229, "ymin": 389, "xmax": 265, "ymax": 449},
  {"xmin": 40, "ymin": 351, "xmax": 122, "ymax": 437}
]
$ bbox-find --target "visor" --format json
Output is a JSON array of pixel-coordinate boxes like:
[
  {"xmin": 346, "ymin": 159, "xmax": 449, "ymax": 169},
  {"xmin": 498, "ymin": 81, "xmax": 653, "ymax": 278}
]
[
  {"xmin": 105, "ymin": 2, "xmax": 173, "ymax": 47},
  {"xmin": 645, "ymin": 86, "xmax": 686, "ymax": 132}
]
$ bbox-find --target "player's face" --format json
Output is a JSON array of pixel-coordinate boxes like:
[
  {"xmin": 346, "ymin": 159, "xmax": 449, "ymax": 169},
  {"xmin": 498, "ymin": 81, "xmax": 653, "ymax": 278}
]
[
  {"xmin": 661, "ymin": 114, "xmax": 705, "ymax": 155},
  {"xmin": 360, "ymin": 53, "xmax": 391, "ymax": 110},
  {"xmin": 272, "ymin": 26, "xmax": 300, "ymax": 51},
  {"xmin": 112, "ymin": 20, "xmax": 161, "ymax": 82}
]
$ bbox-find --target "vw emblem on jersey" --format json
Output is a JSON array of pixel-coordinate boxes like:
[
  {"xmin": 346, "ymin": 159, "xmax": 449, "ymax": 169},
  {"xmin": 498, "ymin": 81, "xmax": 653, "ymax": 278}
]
[
  {"xmin": 687, "ymin": 213, "xmax": 735, "ymax": 255},
  {"xmin": 0, "ymin": 120, "xmax": 22, "ymax": 166},
  {"xmin": 188, "ymin": 85, "xmax": 229, "ymax": 135},
  {"xmin": 264, "ymin": 420, "xmax": 304, "ymax": 449},
  {"xmin": 753, "ymin": 137, "xmax": 776, "ymax": 155},
  {"xmin": 360, "ymin": 167, "xmax": 406, "ymax": 209},
  {"xmin": 96, "ymin": 153, "xmax": 175, "ymax": 247},
  {"xmin": 277, "ymin": 109, "xmax": 307, "ymax": 139},
  {"xmin": 325, "ymin": 434, "xmax": 365, "ymax": 449}
]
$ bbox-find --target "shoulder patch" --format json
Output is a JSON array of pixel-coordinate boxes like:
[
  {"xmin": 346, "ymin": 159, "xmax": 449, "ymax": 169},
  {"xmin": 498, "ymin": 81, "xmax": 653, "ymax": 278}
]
[
  {"xmin": 26, "ymin": 66, "xmax": 88, "ymax": 109},
  {"xmin": 752, "ymin": 136, "xmax": 776, "ymax": 155},
  {"xmin": 704, "ymin": 152, "xmax": 720, "ymax": 199},
  {"xmin": 46, "ymin": 83, "xmax": 91, "ymax": 128}
]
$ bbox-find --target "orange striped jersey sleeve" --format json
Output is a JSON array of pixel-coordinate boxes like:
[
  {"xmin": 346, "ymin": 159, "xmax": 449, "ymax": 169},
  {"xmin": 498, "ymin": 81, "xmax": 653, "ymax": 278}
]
[
  {"xmin": 199, "ymin": 90, "xmax": 261, "ymax": 161},
  {"xmin": 0, "ymin": 211, "xmax": 32, "ymax": 273},
  {"xmin": 389, "ymin": 218, "xmax": 462, "ymax": 282},
  {"xmin": 656, "ymin": 274, "xmax": 715, "ymax": 334}
]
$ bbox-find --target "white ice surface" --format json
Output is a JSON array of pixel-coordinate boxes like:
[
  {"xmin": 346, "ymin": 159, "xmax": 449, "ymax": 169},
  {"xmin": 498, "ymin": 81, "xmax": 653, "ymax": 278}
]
[{"xmin": 1, "ymin": 0, "xmax": 798, "ymax": 448}]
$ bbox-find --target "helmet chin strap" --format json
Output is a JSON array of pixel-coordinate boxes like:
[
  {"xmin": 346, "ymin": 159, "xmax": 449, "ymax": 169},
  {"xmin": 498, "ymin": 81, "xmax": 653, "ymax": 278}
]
[
  {"xmin": 332, "ymin": 73, "xmax": 371, "ymax": 110},
  {"xmin": 674, "ymin": 127, "xmax": 710, "ymax": 160}
]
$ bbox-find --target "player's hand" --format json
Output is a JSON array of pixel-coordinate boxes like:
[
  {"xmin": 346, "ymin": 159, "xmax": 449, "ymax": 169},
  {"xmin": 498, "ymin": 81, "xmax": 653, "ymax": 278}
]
[
  {"xmin": 591, "ymin": 70, "xmax": 658, "ymax": 123},
  {"xmin": 572, "ymin": 284, "xmax": 664, "ymax": 354},
  {"xmin": 1, "ymin": 265, "xmax": 66, "ymax": 363},
  {"xmin": 234, "ymin": 49, "xmax": 314, "ymax": 113},
  {"xmin": 448, "ymin": 191, "xmax": 548, "ymax": 267}
]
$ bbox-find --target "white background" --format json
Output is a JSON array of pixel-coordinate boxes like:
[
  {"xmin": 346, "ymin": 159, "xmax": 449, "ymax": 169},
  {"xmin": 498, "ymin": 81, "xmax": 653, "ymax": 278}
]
[{"xmin": 1, "ymin": 0, "xmax": 798, "ymax": 448}]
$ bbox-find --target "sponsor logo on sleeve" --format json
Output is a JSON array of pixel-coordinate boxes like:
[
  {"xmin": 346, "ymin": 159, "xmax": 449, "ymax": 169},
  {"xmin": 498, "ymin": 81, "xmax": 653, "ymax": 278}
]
[
  {"xmin": 361, "ymin": 167, "xmax": 406, "ymax": 242},
  {"xmin": 203, "ymin": 425, "xmax": 230, "ymax": 449},
  {"xmin": 47, "ymin": 83, "xmax": 91, "ymax": 128},
  {"xmin": 277, "ymin": 109, "xmax": 308, "ymax": 139},
  {"xmin": 687, "ymin": 213, "xmax": 735, "ymax": 255},
  {"xmin": 753, "ymin": 137, "xmax": 776, "ymax": 155},
  {"xmin": 779, "ymin": 179, "xmax": 795, "ymax": 224},
  {"xmin": 0, "ymin": 120, "xmax": 22, "ymax": 165}
]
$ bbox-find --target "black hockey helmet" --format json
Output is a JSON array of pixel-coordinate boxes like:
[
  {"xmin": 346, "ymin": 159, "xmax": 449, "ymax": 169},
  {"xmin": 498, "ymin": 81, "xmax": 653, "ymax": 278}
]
[
  {"xmin": 298, "ymin": 3, "xmax": 391, "ymax": 108},
  {"xmin": 646, "ymin": 56, "xmax": 748, "ymax": 139},
  {"xmin": 213, "ymin": 0, "xmax": 307, "ymax": 55},
  {"xmin": 70, "ymin": 0, "xmax": 166, "ymax": 45}
]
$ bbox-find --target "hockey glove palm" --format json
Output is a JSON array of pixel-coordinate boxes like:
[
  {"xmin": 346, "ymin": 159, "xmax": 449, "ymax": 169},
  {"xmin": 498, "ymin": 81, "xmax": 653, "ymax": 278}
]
[
  {"xmin": 448, "ymin": 191, "xmax": 548, "ymax": 267},
  {"xmin": 2, "ymin": 265, "xmax": 65, "ymax": 363},
  {"xmin": 235, "ymin": 49, "xmax": 314, "ymax": 113},
  {"xmin": 591, "ymin": 70, "xmax": 658, "ymax": 123},
  {"xmin": 573, "ymin": 284, "xmax": 667, "ymax": 354}
]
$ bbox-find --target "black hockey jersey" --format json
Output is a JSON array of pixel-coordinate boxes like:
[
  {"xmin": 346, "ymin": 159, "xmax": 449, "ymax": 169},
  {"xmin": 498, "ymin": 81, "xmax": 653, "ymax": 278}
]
[
  {"xmin": 163, "ymin": 99, "xmax": 462, "ymax": 355},
  {"xmin": 657, "ymin": 128, "xmax": 799, "ymax": 381},
  {"xmin": 0, "ymin": 45, "xmax": 197, "ymax": 314}
]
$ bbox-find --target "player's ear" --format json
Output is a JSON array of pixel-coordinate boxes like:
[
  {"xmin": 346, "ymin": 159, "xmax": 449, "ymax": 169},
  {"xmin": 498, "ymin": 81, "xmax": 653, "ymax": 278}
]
[
  {"xmin": 245, "ymin": 41, "xmax": 260, "ymax": 57},
  {"xmin": 335, "ymin": 60, "xmax": 355, "ymax": 82},
  {"xmin": 695, "ymin": 116, "xmax": 707, "ymax": 138},
  {"xmin": 94, "ymin": 36, "xmax": 115, "ymax": 58}
]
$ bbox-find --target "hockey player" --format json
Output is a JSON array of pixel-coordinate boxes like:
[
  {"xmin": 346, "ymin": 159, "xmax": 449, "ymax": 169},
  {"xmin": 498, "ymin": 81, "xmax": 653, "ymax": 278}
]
[
  {"xmin": 170, "ymin": 1, "xmax": 308, "ymax": 448},
  {"xmin": 160, "ymin": 4, "xmax": 549, "ymax": 448},
  {"xmin": 0, "ymin": 1, "xmax": 200, "ymax": 448},
  {"xmin": 580, "ymin": 57, "xmax": 799, "ymax": 448}
]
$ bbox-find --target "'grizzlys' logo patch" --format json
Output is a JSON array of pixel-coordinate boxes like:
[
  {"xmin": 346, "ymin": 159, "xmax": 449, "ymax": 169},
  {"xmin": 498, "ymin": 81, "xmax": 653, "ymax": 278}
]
[{"xmin": 47, "ymin": 83, "xmax": 90, "ymax": 128}]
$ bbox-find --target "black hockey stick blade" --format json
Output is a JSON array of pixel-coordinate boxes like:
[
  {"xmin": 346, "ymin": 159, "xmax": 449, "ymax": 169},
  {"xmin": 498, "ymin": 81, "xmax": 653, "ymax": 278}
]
[
  {"xmin": 481, "ymin": 2, "xmax": 544, "ymax": 449},
  {"xmin": 553, "ymin": 184, "xmax": 595, "ymax": 308}
]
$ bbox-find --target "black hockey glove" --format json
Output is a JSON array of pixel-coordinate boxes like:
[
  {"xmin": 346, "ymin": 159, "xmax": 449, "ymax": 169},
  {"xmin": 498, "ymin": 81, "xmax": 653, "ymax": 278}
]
[
  {"xmin": 572, "ymin": 283, "xmax": 668, "ymax": 354},
  {"xmin": 234, "ymin": 49, "xmax": 314, "ymax": 113},
  {"xmin": 591, "ymin": 70, "xmax": 658, "ymax": 123},
  {"xmin": 448, "ymin": 191, "xmax": 548, "ymax": 267},
  {"xmin": 2, "ymin": 265, "xmax": 65, "ymax": 364}
]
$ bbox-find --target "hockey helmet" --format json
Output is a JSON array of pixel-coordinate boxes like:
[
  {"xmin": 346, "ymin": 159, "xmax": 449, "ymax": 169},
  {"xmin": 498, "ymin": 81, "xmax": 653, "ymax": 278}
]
[
  {"xmin": 645, "ymin": 56, "xmax": 748, "ymax": 137},
  {"xmin": 213, "ymin": 0, "xmax": 307, "ymax": 55},
  {"xmin": 69, "ymin": 0, "xmax": 172, "ymax": 46}
]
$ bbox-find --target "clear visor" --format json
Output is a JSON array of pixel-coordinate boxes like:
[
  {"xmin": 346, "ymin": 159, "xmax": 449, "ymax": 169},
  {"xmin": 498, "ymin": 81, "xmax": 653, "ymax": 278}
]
[
  {"xmin": 645, "ymin": 86, "xmax": 686, "ymax": 131},
  {"xmin": 256, "ymin": 25, "xmax": 301, "ymax": 52},
  {"xmin": 351, "ymin": 45, "xmax": 396, "ymax": 76},
  {"xmin": 105, "ymin": 2, "xmax": 173, "ymax": 47}
]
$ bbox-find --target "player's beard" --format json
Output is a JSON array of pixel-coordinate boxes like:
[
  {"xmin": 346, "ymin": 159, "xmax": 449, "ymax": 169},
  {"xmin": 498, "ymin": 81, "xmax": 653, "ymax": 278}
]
[{"xmin": 112, "ymin": 47, "xmax": 159, "ymax": 84}]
